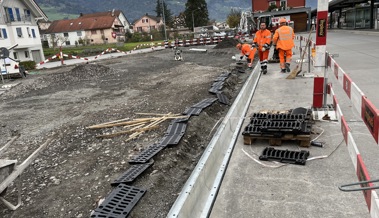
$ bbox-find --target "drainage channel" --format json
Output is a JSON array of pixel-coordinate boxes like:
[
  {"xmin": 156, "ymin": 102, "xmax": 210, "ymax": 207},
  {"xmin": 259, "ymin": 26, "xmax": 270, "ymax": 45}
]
[{"xmin": 167, "ymin": 63, "xmax": 262, "ymax": 218}]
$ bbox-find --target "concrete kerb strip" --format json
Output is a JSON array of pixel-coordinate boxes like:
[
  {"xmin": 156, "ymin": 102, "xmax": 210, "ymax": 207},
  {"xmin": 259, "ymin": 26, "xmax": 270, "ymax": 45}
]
[{"xmin": 167, "ymin": 64, "xmax": 261, "ymax": 218}]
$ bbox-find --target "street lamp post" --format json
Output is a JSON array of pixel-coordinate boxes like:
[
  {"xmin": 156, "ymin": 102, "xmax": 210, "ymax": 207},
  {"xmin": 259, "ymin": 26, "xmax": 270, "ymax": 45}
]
[
  {"xmin": 192, "ymin": 8, "xmax": 200, "ymax": 32},
  {"xmin": 161, "ymin": 0, "xmax": 167, "ymax": 40}
]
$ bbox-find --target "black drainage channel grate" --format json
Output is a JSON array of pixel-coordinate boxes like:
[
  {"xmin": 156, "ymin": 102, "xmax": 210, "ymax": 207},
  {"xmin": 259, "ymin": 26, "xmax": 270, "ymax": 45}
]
[
  {"xmin": 172, "ymin": 116, "xmax": 190, "ymax": 123},
  {"xmin": 159, "ymin": 134, "xmax": 185, "ymax": 147},
  {"xmin": 259, "ymin": 147, "xmax": 310, "ymax": 165},
  {"xmin": 165, "ymin": 122, "xmax": 187, "ymax": 136},
  {"xmin": 183, "ymin": 107, "xmax": 202, "ymax": 116},
  {"xmin": 212, "ymin": 81, "xmax": 224, "ymax": 88},
  {"xmin": 91, "ymin": 184, "xmax": 146, "ymax": 218},
  {"xmin": 111, "ymin": 162, "xmax": 154, "ymax": 186},
  {"xmin": 214, "ymin": 76, "xmax": 227, "ymax": 82},
  {"xmin": 129, "ymin": 144, "xmax": 164, "ymax": 164},
  {"xmin": 191, "ymin": 98, "xmax": 218, "ymax": 109},
  {"xmin": 216, "ymin": 93, "xmax": 230, "ymax": 105},
  {"xmin": 208, "ymin": 87, "xmax": 221, "ymax": 94}
]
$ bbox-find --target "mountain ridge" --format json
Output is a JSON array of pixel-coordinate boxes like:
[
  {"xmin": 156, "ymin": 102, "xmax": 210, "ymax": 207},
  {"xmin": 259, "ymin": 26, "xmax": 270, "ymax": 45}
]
[{"xmin": 35, "ymin": 0, "xmax": 316, "ymax": 23}]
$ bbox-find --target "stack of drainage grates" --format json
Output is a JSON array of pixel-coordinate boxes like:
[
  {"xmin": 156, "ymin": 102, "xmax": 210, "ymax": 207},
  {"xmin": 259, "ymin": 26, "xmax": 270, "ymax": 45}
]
[
  {"xmin": 91, "ymin": 71, "xmax": 232, "ymax": 217},
  {"xmin": 242, "ymin": 108, "xmax": 312, "ymax": 147}
]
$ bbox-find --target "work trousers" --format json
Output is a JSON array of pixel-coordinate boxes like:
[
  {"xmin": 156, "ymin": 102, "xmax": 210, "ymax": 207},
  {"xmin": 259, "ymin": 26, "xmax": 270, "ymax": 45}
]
[
  {"xmin": 279, "ymin": 49, "xmax": 292, "ymax": 69},
  {"xmin": 259, "ymin": 50, "xmax": 269, "ymax": 70},
  {"xmin": 258, "ymin": 50, "xmax": 269, "ymax": 62}
]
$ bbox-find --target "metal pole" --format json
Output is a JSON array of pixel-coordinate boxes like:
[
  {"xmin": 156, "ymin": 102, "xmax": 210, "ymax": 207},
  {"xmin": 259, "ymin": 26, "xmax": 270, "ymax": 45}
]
[
  {"xmin": 192, "ymin": 11, "xmax": 195, "ymax": 32},
  {"xmin": 308, "ymin": 40, "xmax": 311, "ymax": 74},
  {"xmin": 323, "ymin": 51, "xmax": 329, "ymax": 107},
  {"xmin": 162, "ymin": 0, "xmax": 167, "ymax": 40}
]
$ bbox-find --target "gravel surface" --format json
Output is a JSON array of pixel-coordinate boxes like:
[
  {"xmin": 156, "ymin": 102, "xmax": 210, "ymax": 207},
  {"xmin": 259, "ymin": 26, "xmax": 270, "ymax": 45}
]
[{"xmin": 0, "ymin": 45, "xmax": 252, "ymax": 218}]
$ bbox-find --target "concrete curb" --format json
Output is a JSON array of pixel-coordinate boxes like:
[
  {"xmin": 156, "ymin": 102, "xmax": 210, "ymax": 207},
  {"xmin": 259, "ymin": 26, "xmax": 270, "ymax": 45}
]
[{"xmin": 167, "ymin": 64, "xmax": 262, "ymax": 218}]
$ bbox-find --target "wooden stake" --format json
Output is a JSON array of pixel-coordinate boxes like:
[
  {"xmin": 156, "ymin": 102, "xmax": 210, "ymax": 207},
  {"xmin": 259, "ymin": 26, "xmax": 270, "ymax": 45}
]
[
  {"xmin": 96, "ymin": 126, "xmax": 159, "ymax": 138},
  {"xmin": 136, "ymin": 112, "xmax": 181, "ymax": 116},
  {"xmin": 87, "ymin": 119, "xmax": 151, "ymax": 129}
]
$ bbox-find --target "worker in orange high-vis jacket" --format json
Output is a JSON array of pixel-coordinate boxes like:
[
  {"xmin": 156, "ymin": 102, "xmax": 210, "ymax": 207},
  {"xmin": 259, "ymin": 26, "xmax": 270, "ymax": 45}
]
[
  {"xmin": 273, "ymin": 18, "xmax": 295, "ymax": 73},
  {"xmin": 253, "ymin": 22, "xmax": 271, "ymax": 74},
  {"xmin": 236, "ymin": 43, "xmax": 256, "ymax": 68}
]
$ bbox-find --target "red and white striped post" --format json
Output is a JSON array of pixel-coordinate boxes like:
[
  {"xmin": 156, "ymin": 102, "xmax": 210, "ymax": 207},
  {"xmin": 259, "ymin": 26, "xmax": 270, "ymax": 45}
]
[
  {"xmin": 59, "ymin": 46, "xmax": 64, "ymax": 66},
  {"xmin": 312, "ymin": 0, "xmax": 329, "ymax": 108}
]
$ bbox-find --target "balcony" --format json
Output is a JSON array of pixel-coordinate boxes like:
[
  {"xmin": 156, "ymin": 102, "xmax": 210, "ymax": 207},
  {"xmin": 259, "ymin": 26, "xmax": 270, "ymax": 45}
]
[{"xmin": 3, "ymin": 14, "xmax": 32, "ymax": 24}]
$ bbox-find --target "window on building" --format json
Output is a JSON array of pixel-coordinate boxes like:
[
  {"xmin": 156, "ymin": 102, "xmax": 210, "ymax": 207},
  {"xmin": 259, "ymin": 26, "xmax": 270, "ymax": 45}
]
[
  {"xmin": 25, "ymin": 51, "xmax": 29, "ymax": 58},
  {"xmin": 280, "ymin": 0, "xmax": 287, "ymax": 9},
  {"xmin": 2, "ymin": 29, "xmax": 8, "ymax": 38},
  {"xmin": 77, "ymin": 31, "xmax": 82, "ymax": 36},
  {"xmin": 65, "ymin": 41, "xmax": 71, "ymax": 45},
  {"xmin": 63, "ymin": 32, "xmax": 69, "ymax": 37},
  {"xmin": 100, "ymin": 30, "xmax": 104, "ymax": 35},
  {"xmin": 145, "ymin": 19, "xmax": 149, "ymax": 23},
  {"xmin": 31, "ymin": 29, "xmax": 36, "ymax": 38},
  {"xmin": 24, "ymin": 9, "xmax": 31, "ymax": 21},
  {"xmin": 15, "ymin": 8, "xmax": 21, "ymax": 21},
  {"xmin": 137, "ymin": 27, "xmax": 142, "ymax": 32},
  {"xmin": 4, "ymin": 7, "xmax": 14, "ymax": 22},
  {"xmin": 269, "ymin": 1, "xmax": 276, "ymax": 6},
  {"xmin": 13, "ymin": 52, "xmax": 18, "ymax": 59},
  {"xmin": 27, "ymin": 27, "xmax": 31, "ymax": 37},
  {"xmin": 91, "ymin": 30, "xmax": 97, "ymax": 34},
  {"xmin": 16, "ymin": 27, "xmax": 22, "ymax": 37}
]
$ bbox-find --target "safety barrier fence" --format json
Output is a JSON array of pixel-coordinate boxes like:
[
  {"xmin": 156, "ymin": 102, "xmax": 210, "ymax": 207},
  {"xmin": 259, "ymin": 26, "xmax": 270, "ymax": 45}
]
[
  {"xmin": 293, "ymin": 35, "xmax": 379, "ymax": 217},
  {"xmin": 36, "ymin": 43, "xmax": 162, "ymax": 67},
  {"xmin": 163, "ymin": 35, "xmax": 237, "ymax": 48},
  {"xmin": 327, "ymin": 83, "xmax": 379, "ymax": 218},
  {"xmin": 327, "ymin": 53, "xmax": 379, "ymax": 144}
]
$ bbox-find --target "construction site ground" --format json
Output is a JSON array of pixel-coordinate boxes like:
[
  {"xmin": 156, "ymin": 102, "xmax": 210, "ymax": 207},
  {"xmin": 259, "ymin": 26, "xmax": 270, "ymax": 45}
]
[{"xmin": 0, "ymin": 43, "xmax": 247, "ymax": 217}]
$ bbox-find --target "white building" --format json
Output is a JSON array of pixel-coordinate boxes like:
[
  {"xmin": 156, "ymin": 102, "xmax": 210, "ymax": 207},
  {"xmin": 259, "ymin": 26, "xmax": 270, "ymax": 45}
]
[{"xmin": 0, "ymin": 0, "xmax": 48, "ymax": 66}]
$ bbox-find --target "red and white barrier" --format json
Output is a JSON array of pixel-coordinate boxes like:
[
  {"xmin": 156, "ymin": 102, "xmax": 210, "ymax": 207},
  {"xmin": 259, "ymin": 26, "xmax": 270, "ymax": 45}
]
[
  {"xmin": 36, "ymin": 53, "xmax": 59, "ymax": 67},
  {"xmin": 328, "ymin": 55, "xmax": 379, "ymax": 144},
  {"xmin": 62, "ymin": 54, "xmax": 89, "ymax": 61},
  {"xmin": 328, "ymin": 83, "xmax": 379, "ymax": 217}
]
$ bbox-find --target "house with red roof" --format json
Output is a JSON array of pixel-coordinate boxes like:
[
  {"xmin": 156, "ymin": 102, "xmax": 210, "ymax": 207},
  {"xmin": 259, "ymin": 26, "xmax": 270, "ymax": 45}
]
[{"xmin": 44, "ymin": 10, "xmax": 131, "ymax": 47}]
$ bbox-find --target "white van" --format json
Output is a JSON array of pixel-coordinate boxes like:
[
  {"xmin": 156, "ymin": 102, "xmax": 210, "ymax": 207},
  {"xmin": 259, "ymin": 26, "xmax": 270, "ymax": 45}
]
[{"xmin": 0, "ymin": 58, "xmax": 25, "ymax": 78}]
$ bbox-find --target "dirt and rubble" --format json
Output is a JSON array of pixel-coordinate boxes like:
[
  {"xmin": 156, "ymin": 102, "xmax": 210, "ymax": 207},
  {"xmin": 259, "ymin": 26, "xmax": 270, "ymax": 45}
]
[{"xmin": 0, "ymin": 44, "xmax": 253, "ymax": 218}]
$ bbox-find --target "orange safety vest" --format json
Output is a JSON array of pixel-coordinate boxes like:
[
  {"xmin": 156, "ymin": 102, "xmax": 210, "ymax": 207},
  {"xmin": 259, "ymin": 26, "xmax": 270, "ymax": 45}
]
[
  {"xmin": 253, "ymin": 29, "xmax": 271, "ymax": 49},
  {"xmin": 273, "ymin": 25, "xmax": 295, "ymax": 50},
  {"xmin": 240, "ymin": 44, "xmax": 252, "ymax": 56}
]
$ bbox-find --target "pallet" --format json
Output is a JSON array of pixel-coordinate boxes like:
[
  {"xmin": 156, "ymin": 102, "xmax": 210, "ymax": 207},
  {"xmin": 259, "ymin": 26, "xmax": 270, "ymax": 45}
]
[{"xmin": 243, "ymin": 133, "xmax": 311, "ymax": 147}]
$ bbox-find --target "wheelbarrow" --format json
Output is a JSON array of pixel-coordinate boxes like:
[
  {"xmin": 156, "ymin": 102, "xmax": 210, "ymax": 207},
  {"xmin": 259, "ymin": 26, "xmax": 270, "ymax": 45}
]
[{"xmin": 0, "ymin": 135, "xmax": 53, "ymax": 210}]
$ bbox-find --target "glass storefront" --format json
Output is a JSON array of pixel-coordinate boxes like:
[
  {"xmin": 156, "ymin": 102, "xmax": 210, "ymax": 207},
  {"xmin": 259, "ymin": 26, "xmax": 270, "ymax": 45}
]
[{"xmin": 340, "ymin": 6, "xmax": 378, "ymax": 29}]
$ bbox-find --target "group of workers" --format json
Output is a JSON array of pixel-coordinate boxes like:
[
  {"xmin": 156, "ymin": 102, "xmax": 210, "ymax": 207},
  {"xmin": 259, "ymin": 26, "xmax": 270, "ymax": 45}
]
[{"xmin": 236, "ymin": 18, "xmax": 295, "ymax": 74}]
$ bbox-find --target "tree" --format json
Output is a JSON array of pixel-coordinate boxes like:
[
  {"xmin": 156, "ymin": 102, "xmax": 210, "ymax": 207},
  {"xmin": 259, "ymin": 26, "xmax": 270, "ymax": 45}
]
[
  {"xmin": 226, "ymin": 8, "xmax": 241, "ymax": 28},
  {"xmin": 155, "ymin": 0, "xmax": 174, "ymax": 27},
  {"xmin": 184, "ymin": 0, "xmax": 209, "ymax": 30}
]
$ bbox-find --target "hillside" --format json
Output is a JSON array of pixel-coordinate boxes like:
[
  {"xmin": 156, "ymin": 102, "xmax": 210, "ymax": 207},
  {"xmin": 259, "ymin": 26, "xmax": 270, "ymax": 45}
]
[{"xmin": 35, "ymin": 0, "xmax": 316, "ymax": 23}]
